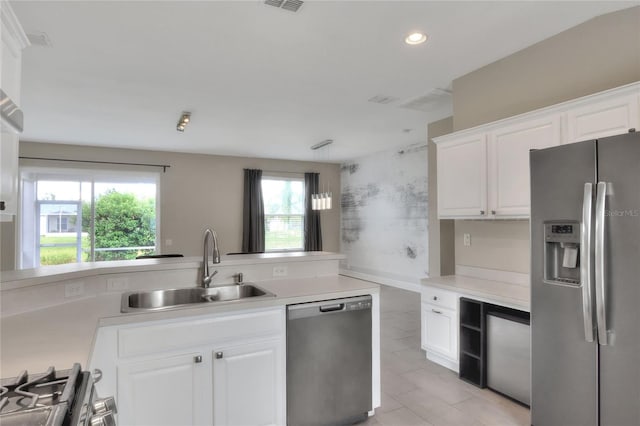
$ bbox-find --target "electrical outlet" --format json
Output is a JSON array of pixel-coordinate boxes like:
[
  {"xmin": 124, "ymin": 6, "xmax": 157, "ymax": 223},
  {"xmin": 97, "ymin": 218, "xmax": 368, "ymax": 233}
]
[
  {"xmin": 65, "ymin": 281, "xmax": 85, "ymax": 298},
  {"xmin": 107, "ymin": 277, "xmax": 129, "ymax": 291},
  {"xmin": 273, "ymin": 266, "xmax": 288, "ymax": 277},
  {"xmin": 463, "ymin": 233, "xmax": 471, "ymax": 247}
]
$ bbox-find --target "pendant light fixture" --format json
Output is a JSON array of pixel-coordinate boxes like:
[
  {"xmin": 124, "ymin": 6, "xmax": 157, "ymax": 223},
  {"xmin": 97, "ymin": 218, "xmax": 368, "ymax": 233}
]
[{"xmin": 311, "ymin": 139, "xmax": 333, "ymax": 211}]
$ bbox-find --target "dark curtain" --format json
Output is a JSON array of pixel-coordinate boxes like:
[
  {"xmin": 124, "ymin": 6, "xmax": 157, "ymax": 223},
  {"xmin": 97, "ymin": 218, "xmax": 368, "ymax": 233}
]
[
  {"xmin": 304, "ymin": 172, "xmax": 323, "ymax": 251},
  {"xmin": 242, "ymin": 169, "xmax": 265, "ymax": 253}
]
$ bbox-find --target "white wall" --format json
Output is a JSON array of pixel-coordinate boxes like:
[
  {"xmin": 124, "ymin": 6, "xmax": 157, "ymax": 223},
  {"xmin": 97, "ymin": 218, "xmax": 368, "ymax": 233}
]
[{"xmin": 340, "ymin": 144, "xmax": 428, "ymax": 289}]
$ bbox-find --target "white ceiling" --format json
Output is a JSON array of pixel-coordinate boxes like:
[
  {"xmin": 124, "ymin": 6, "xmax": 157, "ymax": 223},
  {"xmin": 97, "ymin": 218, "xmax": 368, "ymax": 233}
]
[{"xmin": 11, "ymin": 1, "xmax": 636, "ymax": 162}]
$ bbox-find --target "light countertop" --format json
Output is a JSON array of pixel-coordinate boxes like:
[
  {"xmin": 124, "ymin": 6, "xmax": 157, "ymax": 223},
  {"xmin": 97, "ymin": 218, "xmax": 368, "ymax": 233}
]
[
  {"xmin": 0, "ymin": 275, "xmax": 378, "ymax": 375},
  {"xmin": 421, "ymin": 275, "xmax": 529, "ymax": 311}
]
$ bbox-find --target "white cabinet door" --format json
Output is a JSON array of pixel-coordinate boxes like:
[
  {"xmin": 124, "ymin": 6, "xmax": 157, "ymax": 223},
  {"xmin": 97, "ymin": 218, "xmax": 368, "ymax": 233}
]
[
  {"xmin": 437, "ymin": 133, "xmax": 487, "ymax": 218},
  {"xmin": 213, "ymin": 339, "xmax": 285, "ymax": 426},
  {"xmin": 566, "ymin": 94, "xmax": 639, "ymax": 143},
  {"xmin": 422, "ymin": 303, "xmax": 458, "ymax": 361},
  {"xmin": 488, "ymin": 115, "xmax": 562, "ymax": 217},
  {"xmin": 1, "ymin": 1, "xmax": 27, "ymax": 103},
  {"xmin": 0, "ymin": 131, "xmax": 18, "ymax": 220},
  {"xmin": 0, "ymin": 1, "xmax": 27, "ymax": 221},
  {"xmin": 118, "ymin": 352, "xmax": 209, "ymax": 426}
]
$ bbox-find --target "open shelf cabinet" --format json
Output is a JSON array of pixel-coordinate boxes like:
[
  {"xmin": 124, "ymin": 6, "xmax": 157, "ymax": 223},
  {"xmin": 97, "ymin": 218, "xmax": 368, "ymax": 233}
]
[{"xmin": 458, "ymin": 298, "xmax": 486, "ymax": 387}]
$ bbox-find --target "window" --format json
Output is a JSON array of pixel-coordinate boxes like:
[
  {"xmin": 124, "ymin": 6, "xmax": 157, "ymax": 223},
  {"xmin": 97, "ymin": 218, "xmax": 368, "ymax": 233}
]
[
  {"xmin": 261, "ymin": 176, "xmax": 304, "ymax": 251},
  {"xmin": 19, "ymin": 167, "xmax": 159, "ymax": 268}
]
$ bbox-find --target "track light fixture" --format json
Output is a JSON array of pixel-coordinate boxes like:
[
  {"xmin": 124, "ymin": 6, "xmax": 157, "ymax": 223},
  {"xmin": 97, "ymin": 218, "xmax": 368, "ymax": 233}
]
[{"xmin": 177, "ymin": 112, "xmax": 191, "ymax": 132}]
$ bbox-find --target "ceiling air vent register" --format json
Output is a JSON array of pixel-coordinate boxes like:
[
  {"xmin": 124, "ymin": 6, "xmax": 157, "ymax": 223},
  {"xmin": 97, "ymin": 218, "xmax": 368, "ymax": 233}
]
[
  {"xmin": 399, "ymin": 88, "xmax": 452, "ymax": 112},
  {"xmin": 264, "ymin": 0, "xmax": 304, "ymax": 12},
  {"xmin": 367, "ymin": 95, "xmax": 399, "ymax": 105}
]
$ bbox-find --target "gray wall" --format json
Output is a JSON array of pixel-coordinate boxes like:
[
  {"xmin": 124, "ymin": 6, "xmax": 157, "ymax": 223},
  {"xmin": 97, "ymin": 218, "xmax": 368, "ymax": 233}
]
[
  {"xmin": 453, "ymin": 6, "xmax": 640, "ymax": 132},
  {"xmin": 427, "ymin": 117, "xmax": 454, "ymax": 277},
  {"xmin": 448, "ymin": 6, "xmax": 640, "ymax": 274},
  {"xmin": 2, "ymin": 142, "xmax": 340, "ymax": 270}
]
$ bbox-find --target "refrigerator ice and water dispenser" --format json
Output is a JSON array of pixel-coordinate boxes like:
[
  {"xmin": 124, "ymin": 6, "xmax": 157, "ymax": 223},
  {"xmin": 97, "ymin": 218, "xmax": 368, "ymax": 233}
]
[{"xmin": 544, "ymin": 222, "xmax": 581, "ymax": 286}]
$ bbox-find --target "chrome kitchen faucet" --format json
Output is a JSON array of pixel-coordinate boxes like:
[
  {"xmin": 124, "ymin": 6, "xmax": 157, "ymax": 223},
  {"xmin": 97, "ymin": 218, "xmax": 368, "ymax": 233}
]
[{"xmin": 201, "ymin": 228, "xmax": 220, "ymax": 287}]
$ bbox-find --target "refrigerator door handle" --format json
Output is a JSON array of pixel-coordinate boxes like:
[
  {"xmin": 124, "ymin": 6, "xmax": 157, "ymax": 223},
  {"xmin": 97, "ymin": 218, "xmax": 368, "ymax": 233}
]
[
  {"xmin": 580, "ymin": 183, "xmax": 595, "ymax": 342},
  {"xmin": 595, "ymin": 181, "xmax": 608, "ymax": 345}
]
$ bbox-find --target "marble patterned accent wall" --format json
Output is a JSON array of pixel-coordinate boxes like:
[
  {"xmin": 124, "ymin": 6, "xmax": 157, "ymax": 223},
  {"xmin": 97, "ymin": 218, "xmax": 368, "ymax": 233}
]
[{"xmin": 340, "ymin": 144, "xmax": 428, "ymax": 284}]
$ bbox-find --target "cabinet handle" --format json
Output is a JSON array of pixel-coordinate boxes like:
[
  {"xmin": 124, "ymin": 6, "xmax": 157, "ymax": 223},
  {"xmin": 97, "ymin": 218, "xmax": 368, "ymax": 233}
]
[
  {"xmin": 0, "ymin": 201, "xmax": 5, "ymax": 211},
  {"xmin": 491, "ymin": 210, "xmax": 496, "ymax": 215},
  {"xmin": 480, "ymin": 210, "xmax": 485, "ymax": 215},
  {"xmin": 432, "ymin": 296, "xmax": 438, "ymax": 301},
  {"xmin": 194, "ymin": 355, "xmax": 202, "ymax": 363},
  {"xmin": 215, "ymin": 352, "xmax": 223, "ymax": 359},
  {"xmin": 432, "ymin": 309, "xmax": 442, "ymax": 314}
]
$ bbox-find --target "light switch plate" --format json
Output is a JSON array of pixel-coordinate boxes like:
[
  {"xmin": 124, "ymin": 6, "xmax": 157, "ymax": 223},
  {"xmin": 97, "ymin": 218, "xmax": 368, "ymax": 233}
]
[
  {"xmin": 463, "ymin": 233, "xmax": 471, "ymax": 247},
  {"xmin": 273, "ymin": 266, "xmax": 288, "ymax": 277}
]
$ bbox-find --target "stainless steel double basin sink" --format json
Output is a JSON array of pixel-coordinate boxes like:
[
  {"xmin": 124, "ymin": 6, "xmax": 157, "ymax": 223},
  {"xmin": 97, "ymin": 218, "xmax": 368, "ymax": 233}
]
[{"xmin": 121, "ymin": 283, "xmax": 275, "ymax": 313}]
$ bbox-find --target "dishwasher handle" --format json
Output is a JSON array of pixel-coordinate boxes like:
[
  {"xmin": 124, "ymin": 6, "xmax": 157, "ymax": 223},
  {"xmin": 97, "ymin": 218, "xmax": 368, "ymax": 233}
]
[
  {"xmin": 319, "ymin": 303, "xmax": 345, "ymax": 312},
  {"xmin": 287, "ymin": 295, "xmax": 372, "ymax": 320}
]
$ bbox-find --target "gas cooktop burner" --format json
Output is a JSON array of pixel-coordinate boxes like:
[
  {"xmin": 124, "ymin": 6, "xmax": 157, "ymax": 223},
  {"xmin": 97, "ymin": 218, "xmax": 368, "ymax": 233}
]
[
  {"xmin": 0, "ymin": 366, "xmax": 71, "ymax": 414},
  {"xmin": 0, "ymin": 363, "xmax": 116, "ymax": 426}
]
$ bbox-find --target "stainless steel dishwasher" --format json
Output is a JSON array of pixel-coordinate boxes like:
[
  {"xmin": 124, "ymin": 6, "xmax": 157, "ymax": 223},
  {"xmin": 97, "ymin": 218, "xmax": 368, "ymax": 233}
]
[{"xmin": 287, "ymin": 295, "xmax": 372, "ymax": 426}]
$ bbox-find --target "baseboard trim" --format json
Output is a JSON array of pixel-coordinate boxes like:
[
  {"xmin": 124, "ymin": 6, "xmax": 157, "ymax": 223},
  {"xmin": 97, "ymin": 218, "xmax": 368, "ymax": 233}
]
[
  {"xmin": 425, "ymin": 351, "xmax": 459, "ymax": 373},
  {"xmin": 339, "ymin": 269, "xmax": 421, "ymax": 293}
]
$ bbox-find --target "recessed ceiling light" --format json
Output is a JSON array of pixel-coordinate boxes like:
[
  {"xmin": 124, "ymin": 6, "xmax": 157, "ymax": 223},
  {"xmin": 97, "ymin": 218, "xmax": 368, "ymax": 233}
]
[{"xmin": 405, "ymin": 32, "xmax": 427, "ymax": 45}]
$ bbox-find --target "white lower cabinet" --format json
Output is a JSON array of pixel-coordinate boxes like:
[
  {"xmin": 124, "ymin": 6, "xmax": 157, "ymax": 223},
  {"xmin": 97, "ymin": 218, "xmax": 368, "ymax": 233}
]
[
  {"xmin": 91, "ymin": 307, "xmax": 286, "ymax": 426},
  {"xmin": 421, "ymin": 287, "xmax": 459, "ymax": 371},
  {"xmin": 213, "ymin": 339, "xmax": 284, "ymax": 426},
  {"xmin": 422, "ymin": 304, "xmax": 456, "ymax": 358},
  {"xmin": 118, "ymin": 352, "xmax": 209, "ymax": 426}
]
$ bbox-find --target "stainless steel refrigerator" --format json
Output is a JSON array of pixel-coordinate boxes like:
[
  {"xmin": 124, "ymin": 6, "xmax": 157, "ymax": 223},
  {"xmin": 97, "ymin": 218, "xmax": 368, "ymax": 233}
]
[{"xmin": 530, "ymin": 131, "xmax": 640, "ymax": 426}]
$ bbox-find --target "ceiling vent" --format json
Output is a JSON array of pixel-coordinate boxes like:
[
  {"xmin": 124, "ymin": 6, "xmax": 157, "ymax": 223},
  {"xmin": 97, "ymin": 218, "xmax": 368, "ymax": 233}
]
[
  {"xmin": 398, "ymin": 88, "xmax": 452, "ymax": 112},
  {"xmin": 264, "ymin": 0, "xmax": 304, "ymax": 12},
  {"xmin": 264, "ymin": 0, "xmax": 284, "ymax": 7},
  {"xmin": 26, "ymin": 31, "xmax": 53, "ymax": 48},
  {"xmin": 367, "ymin": 95, "xmax": 398, "ymax": 105}
]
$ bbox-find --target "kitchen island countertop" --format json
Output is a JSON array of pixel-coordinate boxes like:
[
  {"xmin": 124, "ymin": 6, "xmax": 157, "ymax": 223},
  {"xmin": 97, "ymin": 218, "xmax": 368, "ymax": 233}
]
[{"xmin": 0, "ymin": 275, "xmax": 378, "ymax": 374}]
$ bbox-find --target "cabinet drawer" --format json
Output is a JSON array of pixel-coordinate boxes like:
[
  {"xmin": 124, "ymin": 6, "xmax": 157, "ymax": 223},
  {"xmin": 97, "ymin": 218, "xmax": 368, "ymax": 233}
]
[
  {"xmin": 422, "ymin": 287, "xmax": 457, "ymax": 310},
  {"xmin": 118, "ymin": 307, "xmax": 284, "ymax": 358}
]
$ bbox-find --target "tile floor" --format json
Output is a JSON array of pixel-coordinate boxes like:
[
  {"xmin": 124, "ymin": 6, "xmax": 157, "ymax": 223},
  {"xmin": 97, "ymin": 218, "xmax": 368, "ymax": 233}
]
[{"xmin": 366, "ymin": 285, "xmax": 530, "ymax": 426}]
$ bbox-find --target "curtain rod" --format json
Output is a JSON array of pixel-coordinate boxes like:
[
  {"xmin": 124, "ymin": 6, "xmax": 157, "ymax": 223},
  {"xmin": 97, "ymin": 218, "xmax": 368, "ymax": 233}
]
[
  {"xmin": 262, "ymin": 170, "xmax": 309, "ymax": 175},
  {"xmin": 19, "ymin": 156, "xmax": 171, "ymax": 173}
]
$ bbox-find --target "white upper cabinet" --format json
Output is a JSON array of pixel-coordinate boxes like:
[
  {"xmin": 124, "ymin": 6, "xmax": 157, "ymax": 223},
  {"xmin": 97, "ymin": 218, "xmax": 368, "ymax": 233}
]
[
  {"xmin": 487, "ymin": 115, "xmax": 561, "ymax": 217},
  {"xmin": 1, "ymin": 0, "xmax": 29, "ymax": 220},
  {"xmin": 1, "ymin": 0, "xmax": 29, "ymax": 103},
  {"xmin": 437, "ymin": 133, "xmax": 487, "ymax": 218},
  {"xmin": 0, "ymin": 133, "xmax": 19, "ymax": 219},
  {"xmin": 435, "ymin": 82, "xmax": 639, "ymax": 219},
  {"xmin": 566, "ymin": 94, "xmax": 639, "ymax": 143}
]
